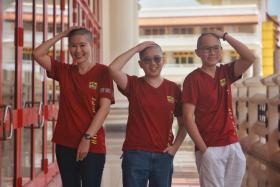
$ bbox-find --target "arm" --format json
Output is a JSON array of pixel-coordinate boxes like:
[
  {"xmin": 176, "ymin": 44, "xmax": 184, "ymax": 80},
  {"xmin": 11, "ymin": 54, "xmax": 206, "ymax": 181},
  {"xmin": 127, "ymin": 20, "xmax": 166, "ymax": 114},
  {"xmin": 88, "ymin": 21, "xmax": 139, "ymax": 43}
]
[
  {"xmin": 32, "ymin": 26, "xmax": 78, "ymax": 71},
  {"xmin": 108, "ymin": 41, "xmax": 156, "ymax": 90},
  {"xmin": 182, "ymin": 103, "xmax": 207, "ymax": 153},
  {"xmin": 163, "ymin": 117, "xmax": 187, "ymax": 156},
  {"xmin": 211, "ymin": 29, "xmax": 256, "ymax": 77},
  {"xmin": 76, "ymin": 98, "xmax": 111, "ymax": 161}
]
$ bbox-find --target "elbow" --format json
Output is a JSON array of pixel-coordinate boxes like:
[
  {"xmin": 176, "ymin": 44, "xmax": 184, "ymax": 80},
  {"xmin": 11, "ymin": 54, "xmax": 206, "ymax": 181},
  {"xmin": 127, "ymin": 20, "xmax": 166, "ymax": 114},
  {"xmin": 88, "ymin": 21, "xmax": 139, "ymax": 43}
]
[
  {"xmin": 249, "ymin": 54, "xmax": 256, "ymax": 64},
  {"xmin": 32, "ymin": 50, "xmax": 40, "ymax": 62},
  {"xmin": 246, "ymin": 51, "xmax": 256, "ymax": 65},
  {"xmin": 108, "ymin": 62, "xmax": 118, "ymax": 71}
]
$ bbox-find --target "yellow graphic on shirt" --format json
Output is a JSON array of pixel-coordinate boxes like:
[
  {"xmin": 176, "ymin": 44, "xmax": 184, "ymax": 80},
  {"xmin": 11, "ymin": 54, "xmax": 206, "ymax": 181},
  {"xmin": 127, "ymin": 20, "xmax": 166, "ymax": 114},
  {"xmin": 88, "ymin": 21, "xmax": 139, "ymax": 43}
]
[
  {"xmin": 219, "ymin": 78, "xmax": 226, "ymax": 87},
  {"xmin": 167, "ymin": 96, "xmax": 175, "ymax": 103},
  {"xmin": 91, "ymin": 97, "xmax": 96, "ymax": 113},
  {"xmin": 90, "ymin": 135, "xmax": 98, "ymax": 144},
  {"xmin": 89, "ymin": 81, "xmax": 98, "ymax": 89}
]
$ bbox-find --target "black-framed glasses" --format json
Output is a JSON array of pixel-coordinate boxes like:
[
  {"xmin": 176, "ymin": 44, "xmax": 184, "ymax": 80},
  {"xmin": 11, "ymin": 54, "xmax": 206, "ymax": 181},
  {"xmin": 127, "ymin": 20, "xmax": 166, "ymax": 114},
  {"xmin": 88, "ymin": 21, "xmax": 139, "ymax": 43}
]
[
  {"xmin": 141, "ymin": 56, "xmax": 162, "ymax": 64},
  {"xmin": 198, "ymin": 45, "xmax": 221, "ymax": 53}
]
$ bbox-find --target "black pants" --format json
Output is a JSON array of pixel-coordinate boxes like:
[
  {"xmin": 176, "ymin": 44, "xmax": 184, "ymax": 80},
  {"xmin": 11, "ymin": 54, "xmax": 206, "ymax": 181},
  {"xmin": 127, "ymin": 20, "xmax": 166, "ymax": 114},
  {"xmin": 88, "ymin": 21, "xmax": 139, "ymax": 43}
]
[{"xmin": 56, "ymin": 144, "xmax": 105, "ymax": 187}]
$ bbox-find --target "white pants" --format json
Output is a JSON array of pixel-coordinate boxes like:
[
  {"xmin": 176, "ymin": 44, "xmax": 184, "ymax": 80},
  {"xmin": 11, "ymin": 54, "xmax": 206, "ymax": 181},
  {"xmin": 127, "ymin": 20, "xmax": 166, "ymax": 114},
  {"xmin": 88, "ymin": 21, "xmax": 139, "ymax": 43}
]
[{"xmin": 195, "ymin": 142, "xmax": 246, "ymax": 187}]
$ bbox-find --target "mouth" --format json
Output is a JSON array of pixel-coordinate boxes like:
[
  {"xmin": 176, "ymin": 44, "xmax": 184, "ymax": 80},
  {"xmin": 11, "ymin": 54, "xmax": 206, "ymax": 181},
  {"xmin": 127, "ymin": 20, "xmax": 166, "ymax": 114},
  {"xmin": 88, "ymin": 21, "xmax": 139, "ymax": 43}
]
[{"xmin": 75, "ymin": 55, "xmax": 84, "ymax": 59}]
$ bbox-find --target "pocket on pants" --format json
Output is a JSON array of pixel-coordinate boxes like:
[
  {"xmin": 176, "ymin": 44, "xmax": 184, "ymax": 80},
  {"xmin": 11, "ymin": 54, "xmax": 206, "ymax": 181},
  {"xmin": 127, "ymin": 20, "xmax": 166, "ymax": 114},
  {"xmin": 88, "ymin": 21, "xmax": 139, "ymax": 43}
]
[{"xmin": 195, "ymin": 148, "xmax": 213, "ymax": 172}]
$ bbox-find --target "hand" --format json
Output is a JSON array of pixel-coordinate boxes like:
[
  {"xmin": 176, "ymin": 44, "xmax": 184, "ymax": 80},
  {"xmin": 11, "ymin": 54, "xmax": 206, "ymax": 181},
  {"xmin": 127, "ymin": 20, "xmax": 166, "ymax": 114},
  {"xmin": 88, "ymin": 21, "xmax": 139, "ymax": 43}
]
[
  {"xmin": 76, "ymin": 138, "xmax": 91, "ymax": 161},
  {"xmin": 163, "ymin": 145, "xmax": 178, "ymax": 156},
  {"xmin": 62, "ymin": 25, "xmax": 84, "ymax": 37},
  {"xmin": 134, "ymin": 41, "xmax": 158, "ymax": 53},
  {"xmin": 200, "ymin": 147, "xmax": 208, "ymax": 155},
  {"xmin": 206, "ymin": 29, "xmax": 224, "ymax": 39}
]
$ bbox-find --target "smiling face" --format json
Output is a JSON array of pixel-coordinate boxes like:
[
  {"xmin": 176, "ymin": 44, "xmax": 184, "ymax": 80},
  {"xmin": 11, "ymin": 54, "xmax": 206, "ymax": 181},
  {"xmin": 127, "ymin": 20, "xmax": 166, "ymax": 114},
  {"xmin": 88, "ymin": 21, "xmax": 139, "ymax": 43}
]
[
  {"xmin": 139, "ymin": 46, "xmax": 164, "ymax": 78},
  {"xmin": 69, "ymin": 34, "xmax": 93, "ymax": 65},
  {"xmin": 195, "ymin": 33, "xmax": 222, "ymax": 67},
  {"xmin": 68, "ymin": 29, "xmax": 93, "ymax": 65}
]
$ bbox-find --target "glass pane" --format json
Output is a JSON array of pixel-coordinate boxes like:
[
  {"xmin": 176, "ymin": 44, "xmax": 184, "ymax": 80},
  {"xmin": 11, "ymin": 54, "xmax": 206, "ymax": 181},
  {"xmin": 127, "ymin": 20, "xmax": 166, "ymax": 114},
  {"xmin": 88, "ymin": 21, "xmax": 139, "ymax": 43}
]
[
  {"xmin": 21, "ymin": 0, "xmax": 33, "ymax": 184},
  {"xmin": 46, "ymin": 1, "xmax": 54, "ymax": 163},
  {"xmin": 35, "ymin": 0, "xmax": 44, "ymax": 175},
  {"xmin": 1, "ymin": 0, "xmax": 16, "ymax": 186}
]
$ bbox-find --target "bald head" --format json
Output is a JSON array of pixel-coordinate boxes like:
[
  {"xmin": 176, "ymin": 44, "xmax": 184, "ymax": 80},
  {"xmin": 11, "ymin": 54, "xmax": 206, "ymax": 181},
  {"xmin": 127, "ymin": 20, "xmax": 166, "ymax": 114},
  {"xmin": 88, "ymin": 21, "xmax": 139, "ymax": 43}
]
[
  {"xmin": 197, "ymin": 33, "xmax": 220, "ymax": 49},
  {"xmin": 68, "ymin": 28, "xmax": 93, "ymax": 45},
  {"xmin": 139, "ymin": 44, "xmax": 163, "ymax": 60}
]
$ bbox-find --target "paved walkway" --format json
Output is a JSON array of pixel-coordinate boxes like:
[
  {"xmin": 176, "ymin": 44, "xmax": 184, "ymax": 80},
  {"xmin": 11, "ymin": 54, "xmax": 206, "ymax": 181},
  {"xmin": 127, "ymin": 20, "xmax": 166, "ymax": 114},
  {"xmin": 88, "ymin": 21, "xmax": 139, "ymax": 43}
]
[
  {"xmin": 46, "ymin": 129, "xmax": 280, "ymax": 187},
  {"xmin": 102, "ymin": 131, "xmax": 200, "ymax": 187}
]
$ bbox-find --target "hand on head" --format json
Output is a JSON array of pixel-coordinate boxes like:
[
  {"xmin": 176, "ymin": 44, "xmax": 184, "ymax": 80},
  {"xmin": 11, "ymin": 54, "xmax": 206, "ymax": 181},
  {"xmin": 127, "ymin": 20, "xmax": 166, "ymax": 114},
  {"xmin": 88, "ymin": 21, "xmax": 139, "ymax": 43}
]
[
  {"xmin": 135, "ymin": 41, "xmax": 158, "ymax": 53},
  {"xmin": 207, "ymin": 29, "xmax": 224, "ymax": 39},
  {"xmin": 63, "ymin": 25, "xmax": 86, "ymax": 37}
]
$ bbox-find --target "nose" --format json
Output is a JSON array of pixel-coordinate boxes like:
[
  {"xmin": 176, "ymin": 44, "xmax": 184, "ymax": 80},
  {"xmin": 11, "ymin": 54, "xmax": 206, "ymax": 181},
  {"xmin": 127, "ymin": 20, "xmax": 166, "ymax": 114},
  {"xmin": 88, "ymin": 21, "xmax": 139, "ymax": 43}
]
[{"xmin": 76, "ymin": 46, "xmax": 81, "ymax": 52}]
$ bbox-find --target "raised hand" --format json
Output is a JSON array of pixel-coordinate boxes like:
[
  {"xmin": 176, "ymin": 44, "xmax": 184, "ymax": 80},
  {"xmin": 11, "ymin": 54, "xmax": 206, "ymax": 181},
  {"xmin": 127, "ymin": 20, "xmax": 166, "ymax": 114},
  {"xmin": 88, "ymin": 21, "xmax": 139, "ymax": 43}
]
[
  {"xmin": 63, "ymin": 25, "xmax": 84, "ymax": 37},
  {"xmin": 206, "ymin": 29, "xmax": 224, "ymax": 39},
  {"xmin": 134, "ymin": 41, "xmax": 158, "ymax": 53}
]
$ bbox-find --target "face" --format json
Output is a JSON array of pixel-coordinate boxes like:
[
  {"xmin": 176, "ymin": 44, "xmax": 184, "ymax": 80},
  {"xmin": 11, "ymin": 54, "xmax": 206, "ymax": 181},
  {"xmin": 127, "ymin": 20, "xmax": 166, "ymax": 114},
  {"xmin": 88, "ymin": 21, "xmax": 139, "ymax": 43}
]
[
  {"xmin": 195, "ymin": 34, "xmax": 222, "ymax": 67},
  {"xmin": 139, "ymin": 47, "xmax": 164, "ymax": 78},
  {"xmin": 69, "ymin": 34, "xmax": 93, "ymax": 65}
]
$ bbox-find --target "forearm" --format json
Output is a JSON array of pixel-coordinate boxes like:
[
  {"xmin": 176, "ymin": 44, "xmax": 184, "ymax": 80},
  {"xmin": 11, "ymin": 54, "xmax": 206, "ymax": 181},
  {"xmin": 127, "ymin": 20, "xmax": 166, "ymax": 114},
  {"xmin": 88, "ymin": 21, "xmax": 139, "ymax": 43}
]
[
  {"xmin": 172, "ymin": 118, "xmax": 187, "ymax": 150},
  {"xmin": 85, "ymin": 102, "xmax": 110, "ymax": 138},
  {"xmin": 33, "ymin": 31, "xmax": 66, "ymax": 59},
  {"xmin": 223, "ymin": 33, "xmax": 255, "ymax": 63},
  {"xmin": 109, "ymin": 47, "xmax": 138, "ymax": 71},
  {"xmin": 108, "ymin": 47, "xmax": 138, "ymax": 89},
  {"xmin": 184, "ymin": 117, "xmax": 207, "ymax": 152}
]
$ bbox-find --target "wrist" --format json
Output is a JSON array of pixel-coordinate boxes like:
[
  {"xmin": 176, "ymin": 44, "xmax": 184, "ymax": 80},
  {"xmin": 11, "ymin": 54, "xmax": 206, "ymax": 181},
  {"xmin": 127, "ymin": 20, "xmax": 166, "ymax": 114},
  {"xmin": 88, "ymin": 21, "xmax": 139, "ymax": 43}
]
[
  {"xmin": 83, "ymin": 133, "xmax": 92, "ymax": 140},
  {"xmin": 222, "ymin": 32, "xmax": 228, "ymax": 41}
]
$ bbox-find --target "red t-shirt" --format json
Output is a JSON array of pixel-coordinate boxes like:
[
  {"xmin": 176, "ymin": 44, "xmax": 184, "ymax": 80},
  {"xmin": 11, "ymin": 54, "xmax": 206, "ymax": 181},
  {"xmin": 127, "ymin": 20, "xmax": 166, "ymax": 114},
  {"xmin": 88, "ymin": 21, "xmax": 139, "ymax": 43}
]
[
  {"xmin": 182, "ymin": 62, "xmax": 240, "ymax": 148},
  {"xmin": 118, "ymin": 75, "xmax": 182, "ymax": 152},
  {"xmin": 47, "ymin": 59, "xmax": 114, "ymax": 153}
]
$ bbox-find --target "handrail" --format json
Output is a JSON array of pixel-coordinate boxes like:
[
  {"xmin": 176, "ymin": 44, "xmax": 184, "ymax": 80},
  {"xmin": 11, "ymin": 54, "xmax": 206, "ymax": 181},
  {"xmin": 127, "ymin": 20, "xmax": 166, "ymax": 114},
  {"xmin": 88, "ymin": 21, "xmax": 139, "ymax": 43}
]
[
  {"xmin": 37, "ymin": 102, "xmax": 44, "ymax": 128},
  {"xmin": 0, "ymin": 105, "xmax": 13, "ymax": 141},
  {"xmin": 24, "ymin": 101, "xmax": 44, "ymax": 129}
]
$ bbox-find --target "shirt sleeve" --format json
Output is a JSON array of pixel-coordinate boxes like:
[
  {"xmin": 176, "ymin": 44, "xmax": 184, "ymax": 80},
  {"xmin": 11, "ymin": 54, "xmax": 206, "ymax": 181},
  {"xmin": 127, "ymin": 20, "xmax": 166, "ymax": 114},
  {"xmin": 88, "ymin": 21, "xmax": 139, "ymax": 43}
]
[
  {"xmin": 46, "ymin": 58, "xmax": 63, "ymax": 81},
  {"xmin": 99, "ymin": 67, "xmax": 115, "ymax": 104},
  {"xmin": 117, "ymin": 75, "xmax": 135, "ymax": 98},
  {"xmin": 182, "ymin": 75, "xmax": 198, "ymax": 106},
  {"xmin": 226, "ymin": 61, "xmax": 242, "ymax": 84}
]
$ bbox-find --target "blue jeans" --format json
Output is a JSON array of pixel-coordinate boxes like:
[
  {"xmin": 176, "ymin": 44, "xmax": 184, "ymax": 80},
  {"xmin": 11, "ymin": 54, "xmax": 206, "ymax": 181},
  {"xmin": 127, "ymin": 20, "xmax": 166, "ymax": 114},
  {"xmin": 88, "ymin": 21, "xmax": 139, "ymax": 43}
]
[
  {"xmin": 122, "ymin": 150, "xmax": 174, "ymax": 187},
  {"xmin": 56, "ymin": 144, "xmax": 105, "ymax": 187}
]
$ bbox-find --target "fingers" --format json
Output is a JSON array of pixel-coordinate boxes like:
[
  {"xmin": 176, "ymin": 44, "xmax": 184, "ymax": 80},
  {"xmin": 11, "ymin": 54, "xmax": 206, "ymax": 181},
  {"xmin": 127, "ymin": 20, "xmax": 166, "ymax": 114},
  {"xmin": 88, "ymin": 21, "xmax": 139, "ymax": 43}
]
[
  {"xmin": 76, "ymin": 151, "xmax": 88, "ymax": 162},
  {"xmin": 64, "ymin": 26, "xmax": 85, "ymax": 37},
  {"xmin": 136, "ymin": 41, "xmax": 158, "ymax": 52},
  {"xmin": 163, "ymin": 146, "xmax": 177, "ymax": 156}
]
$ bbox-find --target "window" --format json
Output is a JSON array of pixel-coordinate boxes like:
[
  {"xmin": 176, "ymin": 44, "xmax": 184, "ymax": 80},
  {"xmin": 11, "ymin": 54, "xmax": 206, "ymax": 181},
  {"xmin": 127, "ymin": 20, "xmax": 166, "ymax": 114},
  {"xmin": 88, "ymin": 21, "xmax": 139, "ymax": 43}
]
[
  {"xmin": 23, "ymin": 48, "xmax": 33, "ymax": 60},
  {"xmin": 173, "ymin": 52, "xmax": 194, "ymax": 64},
  {"xmin": 172, "ymin": 27, "xmax": 193, "ymax": 35}
]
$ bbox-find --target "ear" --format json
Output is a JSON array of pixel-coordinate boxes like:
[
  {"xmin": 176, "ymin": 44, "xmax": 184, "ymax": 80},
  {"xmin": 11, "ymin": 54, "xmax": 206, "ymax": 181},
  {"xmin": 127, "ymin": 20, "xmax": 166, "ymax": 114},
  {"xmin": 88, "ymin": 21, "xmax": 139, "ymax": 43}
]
[
  {"xmin": 195, "ymin": 49, "xmax": 201, "ymax": 57},
  {"xmin": 138, "ymin": 60, "xmax": 143, "ymax": 69}
]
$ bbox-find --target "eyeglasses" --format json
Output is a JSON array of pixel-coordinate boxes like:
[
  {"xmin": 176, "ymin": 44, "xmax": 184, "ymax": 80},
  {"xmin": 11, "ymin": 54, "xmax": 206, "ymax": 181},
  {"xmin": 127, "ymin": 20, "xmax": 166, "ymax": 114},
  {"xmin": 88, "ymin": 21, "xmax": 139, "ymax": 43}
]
[
  {"xmin": 141, "ymin": 56, "xmax": 162, "ymax": 64},
  {"xmin": 198, "ymin": 45, "xmax": 221, "ymax": 53}
]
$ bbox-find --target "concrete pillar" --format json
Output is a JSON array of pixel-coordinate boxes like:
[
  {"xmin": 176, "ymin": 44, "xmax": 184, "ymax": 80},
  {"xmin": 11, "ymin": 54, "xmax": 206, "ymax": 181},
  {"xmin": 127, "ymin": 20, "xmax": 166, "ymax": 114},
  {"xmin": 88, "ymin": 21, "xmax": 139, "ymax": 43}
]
[
  {"xmin": 165, "ymin": 52, "xmax": 173, "ymax": 64},
  {"xmin": 274, "ymin": 47, "xmax": 280, "ymax": 74},
  {"xmin": 102, "ymin": 0, "xmax": 139, "ymax": 107},
  {"xmin": 109, "ymin": 0, "xmax": 139, "ymax": 73},
  {"xmin": 253, "ymin": 56, "xmax": 262, "ymax": 77}
]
